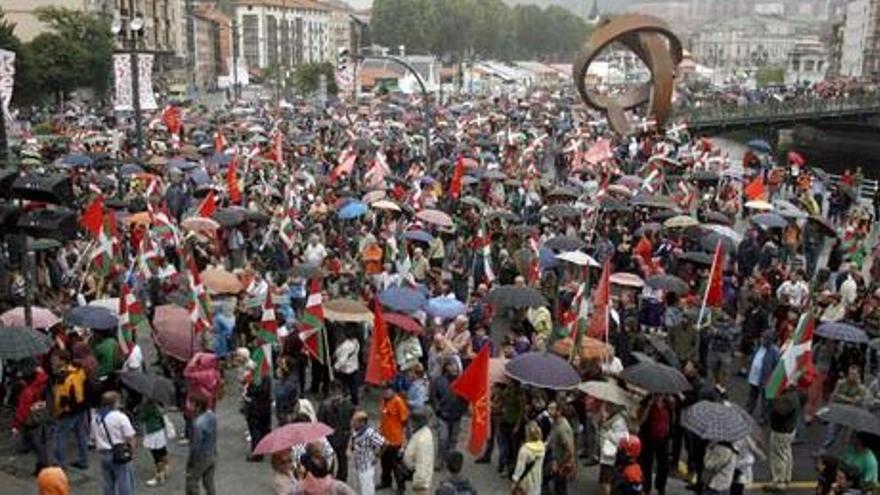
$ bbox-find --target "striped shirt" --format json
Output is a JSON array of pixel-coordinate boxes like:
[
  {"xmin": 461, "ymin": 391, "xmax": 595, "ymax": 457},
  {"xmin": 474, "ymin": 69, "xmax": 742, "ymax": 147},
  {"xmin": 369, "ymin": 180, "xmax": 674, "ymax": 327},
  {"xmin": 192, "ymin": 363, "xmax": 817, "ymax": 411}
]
[{"xmin": 350, "ymin": 426, "xmax": 385, "ymax": 473}]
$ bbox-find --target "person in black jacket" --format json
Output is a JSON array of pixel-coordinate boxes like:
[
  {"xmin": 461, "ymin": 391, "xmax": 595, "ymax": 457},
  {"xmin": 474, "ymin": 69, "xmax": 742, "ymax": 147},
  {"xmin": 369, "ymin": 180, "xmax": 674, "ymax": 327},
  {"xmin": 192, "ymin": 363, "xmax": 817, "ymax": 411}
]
[
  {"xmin": 242, "ymin": 367, "xmax": 272, "ymax": 462},
  {"xmin": 431, "ymin": 359, "xmax": 467, "ymax": 471}
]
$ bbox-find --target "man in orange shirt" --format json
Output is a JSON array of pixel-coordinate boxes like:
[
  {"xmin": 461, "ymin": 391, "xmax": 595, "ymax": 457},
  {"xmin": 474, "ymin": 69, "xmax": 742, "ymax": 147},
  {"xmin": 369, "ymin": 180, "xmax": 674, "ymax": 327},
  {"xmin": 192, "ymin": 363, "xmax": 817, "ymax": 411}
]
[
  {"xmin": 362, "ymin": 237, "xmax": 384, "ymax": 285},
  {"xmin": 378, "ymin": 385, "xmax": 409, "ymax": 493}
]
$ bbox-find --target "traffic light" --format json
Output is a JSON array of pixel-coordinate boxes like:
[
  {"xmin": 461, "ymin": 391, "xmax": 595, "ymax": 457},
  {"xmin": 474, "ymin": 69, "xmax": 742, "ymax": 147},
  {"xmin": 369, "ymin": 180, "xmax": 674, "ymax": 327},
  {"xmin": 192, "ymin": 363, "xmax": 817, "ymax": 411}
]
[{"xmin": 337, "ymin": 47, "xmax": 350, "ymax": 72}]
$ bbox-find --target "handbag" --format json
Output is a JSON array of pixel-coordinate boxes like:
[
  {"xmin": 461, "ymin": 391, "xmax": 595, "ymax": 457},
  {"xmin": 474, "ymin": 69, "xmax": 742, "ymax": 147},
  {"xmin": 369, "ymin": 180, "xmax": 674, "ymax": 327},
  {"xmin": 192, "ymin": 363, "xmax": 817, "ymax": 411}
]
[
  {"xmin": 100, "ymin": 414, "xmax": 133, "ymax": 464},
  {"xmin": 163, "ymin": 414, "xmax": 177, "ymax": 440},
  {"xmin": 510, "ymin": 458, "xmax": 538, "ymax": 495}
]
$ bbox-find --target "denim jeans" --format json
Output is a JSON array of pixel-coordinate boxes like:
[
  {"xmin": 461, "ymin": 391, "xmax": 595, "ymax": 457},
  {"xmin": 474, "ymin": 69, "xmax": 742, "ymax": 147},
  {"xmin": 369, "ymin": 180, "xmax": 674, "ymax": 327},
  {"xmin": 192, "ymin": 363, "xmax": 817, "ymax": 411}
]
[
  {"xmin": 186, "ymin": 457, "xmax": 216, "ymax": 495},
  {"xmin": 23, "ymin": 425, "xmax": 52, "ymax": 470},
  {"xmin": 54, "ymin": 411, "xmax": 88, "ymax": 467},
  {"xmin": 100, "ymin": 451, "xmax": 134, "ymax": 495},
  {"xmin": 435, "ymin": 417, "xmax": 461, "ymax": 469}
]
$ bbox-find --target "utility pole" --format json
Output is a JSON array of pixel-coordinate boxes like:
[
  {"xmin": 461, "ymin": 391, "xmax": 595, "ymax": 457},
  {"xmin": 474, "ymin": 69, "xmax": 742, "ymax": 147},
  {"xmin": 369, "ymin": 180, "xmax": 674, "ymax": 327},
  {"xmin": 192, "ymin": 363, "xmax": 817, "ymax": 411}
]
[
  {"xmin": 232, "ymin": 17, "xmax": 240, "ymax": 99},
  {"xmin": 351, "ymin": 20, "xmax": 359, "ymax": 103},
  {"xmin": 0, "ymin": 94, "xmax": 7, "ymax": 166},
  {"xmin": 186, "ymin": 0, "xmax": 196, "ymax": 95}
]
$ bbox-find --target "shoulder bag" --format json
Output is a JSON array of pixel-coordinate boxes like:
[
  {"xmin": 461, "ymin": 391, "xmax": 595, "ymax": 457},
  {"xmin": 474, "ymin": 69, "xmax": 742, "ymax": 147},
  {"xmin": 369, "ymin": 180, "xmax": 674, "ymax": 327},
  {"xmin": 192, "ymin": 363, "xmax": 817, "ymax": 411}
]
[
  {"xmin": 100, "ymin": 413, "xmax": 133, "ymax": 464},
  {"xmin": 510, "ymin": 458, "xmax": 538, "ymax": 495}
]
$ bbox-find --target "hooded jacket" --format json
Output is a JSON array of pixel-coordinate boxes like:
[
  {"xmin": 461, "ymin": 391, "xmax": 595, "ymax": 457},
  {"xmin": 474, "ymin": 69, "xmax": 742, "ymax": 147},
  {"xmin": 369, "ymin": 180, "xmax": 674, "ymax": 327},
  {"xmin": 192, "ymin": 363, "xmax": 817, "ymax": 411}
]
[
  {"xmin": 14, "ymin": 368, "xmax": 49, "ymax": 430},
  {"xmin": 512, "ymin": 440, "xmax": 545, "ymax": 495}
]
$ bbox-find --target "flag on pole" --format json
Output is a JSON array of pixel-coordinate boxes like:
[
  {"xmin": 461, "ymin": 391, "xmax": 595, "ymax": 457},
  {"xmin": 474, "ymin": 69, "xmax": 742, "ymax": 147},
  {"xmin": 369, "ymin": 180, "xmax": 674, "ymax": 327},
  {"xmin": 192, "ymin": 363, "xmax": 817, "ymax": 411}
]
[
  {"xmin": 250, "ymin": 294, "xmax": 279, "ymax": 385},
  {"xmin": 587, "ymin": 259, "xmax": 611, "ymax": 340},
  {"xmin": 298, "ymin": 277, "xmax": 327, "ymax": 363},
  {"xmin": 329, "ymin": 146, "xmax": 357, "ymax": 183},
  {"xmin": 365, "ymin": 305, "xmax": 396, "ymax": 385},
  {"xmin": 765, "ymin": 312, "xmax": 815, "ymax": 399},
  {"xmin": 117, "ymin": 282, "xmax": 149, "ymax": 355},
  {"xmin": 472, "ymin": 223, "xmax": 495, "ymax": 284},
  {"xmin": 185, "ymin": 254, "xmax": 211, "ymax": 333},
  {"xmin": 162, "ymin": 106, "xmax": 182, "ymax": 136},
  {"xmin": 197, "ymin": 190, "xmax": 217, "ymax": 218},
  {"xmin": 705, "ymin": 241, "xmax": 725, "ymax": 307},
  {"xmin": 451, "ymin": 345, "xmax": 491, "ymax": 456},
  {"xmin": 227, "ymin": 156, "xmax": 242, "ymax": 204},
  {"xmin": 568, "ymin": 278, "xmax": 590, "ymax": 340},
  {"xmin": 449, "ymin": 156, "xmax": 465, "ymax": 200},
  {"xmin": 81, "ymin": 195, "xmax": 105, "ymax": 238}
]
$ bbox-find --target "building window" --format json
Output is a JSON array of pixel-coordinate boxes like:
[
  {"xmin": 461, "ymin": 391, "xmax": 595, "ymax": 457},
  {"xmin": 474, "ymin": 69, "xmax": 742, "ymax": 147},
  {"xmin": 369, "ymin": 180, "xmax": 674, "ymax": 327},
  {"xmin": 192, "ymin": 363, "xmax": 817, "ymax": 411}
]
[
  {"xmin": 805, "ymin": 60, "xmax": 815, "ymax": 71},
  {"xmin": 242, "ymin": 14, "xmax": 259, "ymax": 69}
]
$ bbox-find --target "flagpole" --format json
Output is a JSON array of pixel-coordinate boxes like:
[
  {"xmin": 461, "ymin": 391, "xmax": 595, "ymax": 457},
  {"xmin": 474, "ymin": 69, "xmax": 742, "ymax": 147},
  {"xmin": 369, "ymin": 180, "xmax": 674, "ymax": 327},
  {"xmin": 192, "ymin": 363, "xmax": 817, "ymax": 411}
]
[
  {"xmin": 323, "ymin": 320, "xmax": 334, "ymax": 382},
  {"xmin": 696, "ymin": 241, "xmax": 721, "ymax": 355}
]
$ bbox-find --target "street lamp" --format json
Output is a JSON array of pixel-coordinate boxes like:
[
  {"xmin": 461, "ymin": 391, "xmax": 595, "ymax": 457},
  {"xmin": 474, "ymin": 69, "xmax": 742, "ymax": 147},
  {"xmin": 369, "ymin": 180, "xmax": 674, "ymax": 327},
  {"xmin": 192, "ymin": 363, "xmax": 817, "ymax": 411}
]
[{"xmin": 112, "ymin": 11, "xmax": 145, "ymax": 158}]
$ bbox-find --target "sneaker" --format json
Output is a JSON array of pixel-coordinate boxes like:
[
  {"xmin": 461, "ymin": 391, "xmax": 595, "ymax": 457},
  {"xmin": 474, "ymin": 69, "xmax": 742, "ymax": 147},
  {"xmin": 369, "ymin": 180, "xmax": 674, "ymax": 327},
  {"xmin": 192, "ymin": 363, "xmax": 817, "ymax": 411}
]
[
  {"xmin": 177, "ymin": 438, "xmax": 189, "ymax": 446},
  {"xmin": 146, "ymin": 478, "xmax": 160, "ymax": 487}
]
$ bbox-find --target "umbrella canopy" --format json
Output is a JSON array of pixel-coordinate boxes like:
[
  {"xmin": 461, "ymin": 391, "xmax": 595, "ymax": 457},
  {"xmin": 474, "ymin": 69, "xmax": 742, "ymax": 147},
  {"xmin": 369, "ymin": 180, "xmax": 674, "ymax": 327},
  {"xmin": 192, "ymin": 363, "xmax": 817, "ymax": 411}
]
[
  {"xmin": 415, "ymin": 209, "xmax": 453, "ymax": 228},
  {"xmin": 616, "ymin": 175, "xmax": 642, "ymax": 189},
  {"xmin": 620, "ymin": 361, "xmax": 691, "ymax": 393},
  {"xmin": 337, "ymin": 200, "xmax": 368, "ymax": 220},
  {"xmin": 212, "ymin": 208, "xmax": 247, "ymax": 227},
  {"xmin": 382, "ymin": 312, "xmax": 423, "ymax": 334},
  {"xmin": 67, "ymin": 305, "xmax": 118, "ymax": 330},
  {"xmin": 253, "ymin": 422, "xmax": 334, "ymax": 456},
  {"xmin": 663, "ymin": 215, "xmax": 700, "ymax": 229},
  {"xmin": 425, "ymin": 297, "xmax": 466, "ymax": 319},
  {"xmin": 486, "ymin": 210, "xmax": 520, "ymax": 223},
  {"xmin": 744, "ymin": 200, "xmax": 774, "ymax": 211},
  {"xmin": 556, "ymin": 251, "xmax": 600, "ymax": 267},
  {"xmin": 747, "ymin": 138, "xmax": 772, "ymax": 153},
  {"xmin": 323, "ymin": 299, "xmax": 372, "ymax": 323},
  {"xmin": 809, "ymin": 215, "xmax": 838, "ymax": 237},
  {"xmin": 181, "ymin": 216, "xmax": 221, "ymax": 233},
  {"xmin": 201, "ymin": 267, "xmax": 244, "ymax": 294},
  {"xmin": 378, "ymin": 287, "xmax": 427, "ymax": 313},
  {"xmin": 751, "ymin": 212, "xmax": 789, "ymax": 229},
  {"xmin": 404, "ymin": 230, "xmax": 434, "ymax": 243},
  {"xmin": 0, "ymin": 307, "xmax": 61, "ymax": 329},
  {"xmin": 371, "ymin": 199, "xmax": 401, "ymax": 212},
  {"xmin": 817, "ymin": 404, "xmax": 880, "ymax": 436},
  {"xmin": 152, "ymin": 304, "xmax": 201, "ymax": 361},
  {"xmin": 772, "ymin": 199, "xmax": 808, "ymax": 219},
  {"xmin": 701, "ymin": 211, "xmax": 732, "ymax": 226},
  {"xmin": 610, "ymin": 273, "xmax": 644, "ymax": 288},
  {"xmin": 544, "ymin": 236, "xmax": 586, "ymax": 252},
  {"xmin": 577, "ymin": 380, "xmax": 635, "ymax": 407},
  {"xmin": 485, "ymin": 286, "xmax": 549, "ymax": 309},
  {"xmin": 542, "ymin": 204, "xmax": 580, "ymax": 219},
  {"xmin": 89, "ymin": 298, "xmax": 120, "ymax": 315},
  {"xmin": 118, "ymin": 371, "xmax": 176, "ymax": 404},
  {"xmin": 291, "ymin": 263, "xmax": 323, "ymax": 279},
  {"xmin": 645, "ymin": 275, "xmax": 689, "ymax": 294},
  {"xmin": 505, "ymin": 352, "xmax": 580, "ymax": 390},
  {"xmin": 0, "ymin": 326, "xmax": 53, "ymax": 359},
  {"xmin": 815, "ymin": 322, "xmax": 869, "ymax": 344},
  {"xmin": 682, "ymin": 401, "xmax": 752, "ymax": 441},
  {"xmin": 679, "ymin": 251, "xmax": 713, "ymax": 266}
]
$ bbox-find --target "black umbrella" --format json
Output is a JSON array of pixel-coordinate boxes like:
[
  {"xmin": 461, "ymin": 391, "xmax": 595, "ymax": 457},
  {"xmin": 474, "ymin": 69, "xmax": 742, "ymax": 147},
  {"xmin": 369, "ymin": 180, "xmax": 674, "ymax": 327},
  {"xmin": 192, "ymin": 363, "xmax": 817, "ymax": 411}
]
[
  {"xmin": 632, "ymin": 195, "xmax": 677, "ymax": 210},
  {"xmin": 649, "ymin": 209, "xmax": 679, "ymax": 222},
  {"xmin": 620, "ymin": 361, "xmax": 691, "ymax": 394},
  {"xmin": 486, "ymin": 210, "xmax": 520, "ymax": 223},
  {"xmin": 544, "ymin": 236, "xmax": 586, "ymax": 252},
  {"xmin": 692, "ymin": 171, "xmax": 720, "ymax": 183},
  {"xmin": 599, "ymin": 197, "xmax": 631, "ymax": 213},
  {"xmin": 119, "ymin": 371, "xmax": 176, "ymax": 405},
  {"xmin": 644, "ymin": 334, "xmax": 680, "ymax": 368},
  {"xmin": 485, "ymin": 285, "xmax": 549, "ymax": 309},
  {"xmin": 815, "ymin": 322, "xmax": 869, "ymax": 344},
  {"xmin": 212, "ymin": 208, "xmax": 247, "ymax": 228},
  {"xmin": 542, "ymin": 204, "xmax": 580, "ymax": 219},
  {"xmin": 818, "ymin": 404, "xmax": 880, "ymax": 436},
  {"xmin": 679, "ymin": 251, "xmax": 713, "ymax": 266},
  {"xmin": 460, "ymin": 196, "xmax": 486, "ymax": 210},
  {"xmin": 682, "ymin": 401, "xmax": 753, "ymax": 442},
  {"xmin": 546, "ymin": 186, "xmax": 579, "ymax": 201},
  {"xmin": 0, "ymin": 326, "xmax": 53, "ymax": 359},
  {"xmin": 751, "ymin": 212, "xmax": 788, "ymax": 229},
  {"xmin": 700, "ymin": 211, "xmax": 732, "ymax": 226},
  {"xmin": 645, "ymin": 274, "xmax": 689, "ymax": 294},
  {"xmin": 809, "ymin": 215, "xmax": 838, "ymax": 237}
]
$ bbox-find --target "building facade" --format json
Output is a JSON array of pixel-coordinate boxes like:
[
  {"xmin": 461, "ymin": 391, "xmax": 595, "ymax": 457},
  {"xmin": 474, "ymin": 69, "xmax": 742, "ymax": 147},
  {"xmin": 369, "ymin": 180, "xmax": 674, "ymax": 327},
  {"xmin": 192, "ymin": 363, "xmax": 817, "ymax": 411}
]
[
  {"xmin": 786, "ymin": 39, "xmax": 828, "ymax": 84},
  {"xmin": 234, "ymin": 0, "xmax": 332, "ymax": 74},
  {"xmin": 690, "ymin": 15, "xmax": 828, "ymax": 81},
  {"xmin": 839, "ymin": 0, "xmax": 880, "ymax": 78}
]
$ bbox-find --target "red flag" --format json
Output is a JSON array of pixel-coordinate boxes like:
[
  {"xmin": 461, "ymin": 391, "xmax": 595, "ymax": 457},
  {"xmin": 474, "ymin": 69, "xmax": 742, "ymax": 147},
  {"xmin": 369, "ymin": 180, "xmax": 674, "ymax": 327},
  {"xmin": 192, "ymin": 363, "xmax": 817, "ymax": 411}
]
[
  {"xmin": 744, "ymin": 176, "xmax": 766, "ymax": 201},
  {"xmin": 451, "ymin": 345, "xmax": 491, "ymax": 456},
  {"xmin": 584, "ymin": 138, "xmax": 612, "ymax": 165},
  {"xmin": 705, "ymin": 241, "xmax": 725, "ymax": 307},
  {"xmin": 213, "ymin": 130, "xmax": 226, "ymax": 154},
  {"xmin": 162, "ymin": 106, "xmax": 182, "ymax": 136},
  {"xmin": 587, "ymin": 259, "xmax": 611, "ymax": 340},
  {"xmin": 449, "ymin": 156, "xmax": 465, "ymax": 200},
  {"xmin": 197, "ymin": 190, "xmax": 216, "ymax": 218},
  {"xmin": 329, "ymin": 147, "xmax": 357, "ymax": 183},
  {"xmin": 227, "ymin": 157, "xmax": 242, "ymax": 204},
  {"xmin": 81, "ymin": 195, "xmax": 104, "ymax": 238},
  {"xmin": 365, "ymin": 304, "xmax": 396, "ymax": 385}
]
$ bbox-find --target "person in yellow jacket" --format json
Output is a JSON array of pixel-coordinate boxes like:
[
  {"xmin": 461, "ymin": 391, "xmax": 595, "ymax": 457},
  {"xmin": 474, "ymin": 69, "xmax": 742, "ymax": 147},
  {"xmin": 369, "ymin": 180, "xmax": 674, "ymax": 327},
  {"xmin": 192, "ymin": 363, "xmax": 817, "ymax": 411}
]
[{"xmin": 51, "ymin": 353, "xmax": 88, "ymax": 470}]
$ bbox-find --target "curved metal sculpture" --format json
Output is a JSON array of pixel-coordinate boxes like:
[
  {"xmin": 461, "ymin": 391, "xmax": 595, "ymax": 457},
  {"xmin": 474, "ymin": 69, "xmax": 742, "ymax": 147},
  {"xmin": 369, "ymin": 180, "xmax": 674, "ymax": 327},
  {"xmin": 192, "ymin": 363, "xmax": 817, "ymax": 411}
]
[{"xmin": 572, "ymin": 14, "xmax": 683, "ymax": 135}]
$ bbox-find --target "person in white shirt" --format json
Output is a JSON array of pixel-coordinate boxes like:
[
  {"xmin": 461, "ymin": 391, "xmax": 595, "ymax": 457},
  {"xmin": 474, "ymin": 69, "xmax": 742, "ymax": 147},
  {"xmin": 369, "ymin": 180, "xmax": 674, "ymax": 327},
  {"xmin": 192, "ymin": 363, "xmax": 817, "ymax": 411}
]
[
  {"xmin": 839, "ymin": 265, "xmax": 859, "ymax": 306},
  {"xmin": 304, "ymin": 235, "xmax": 328, "ymax": 267},
  {"xmin": 334, "ymin": 329, "xmax": 361, "ymax": 405},
  {"xmin": 92, "ymin": 391, "xmax": 136, "ymax": 495},
  {"xmin": 775, "ymin": 269, "xmax": 810, "ymax": 308},
  {"xmin": 122, "ymin": 332, "xmax": 144, "ymax": 371}
]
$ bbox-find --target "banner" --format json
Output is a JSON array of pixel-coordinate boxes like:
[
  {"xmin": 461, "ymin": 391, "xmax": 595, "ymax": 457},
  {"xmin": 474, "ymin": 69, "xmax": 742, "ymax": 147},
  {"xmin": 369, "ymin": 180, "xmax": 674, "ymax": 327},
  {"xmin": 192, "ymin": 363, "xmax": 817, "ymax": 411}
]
[
  {"xmin": 113, "ymin": 53, "xmax": 157, "ymax": 112},
  {"xmin": 0, "ymin": 49, "xmax": 15, "ymax": 118}
]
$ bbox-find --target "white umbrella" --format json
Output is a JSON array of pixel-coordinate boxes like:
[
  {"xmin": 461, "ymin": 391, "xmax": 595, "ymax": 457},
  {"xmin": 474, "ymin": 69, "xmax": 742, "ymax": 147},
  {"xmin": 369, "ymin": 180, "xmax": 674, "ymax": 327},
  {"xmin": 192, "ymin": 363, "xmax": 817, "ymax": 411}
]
[{"xmin": 556, "ymin": 251, "xmax": 600, "ymax": 267}]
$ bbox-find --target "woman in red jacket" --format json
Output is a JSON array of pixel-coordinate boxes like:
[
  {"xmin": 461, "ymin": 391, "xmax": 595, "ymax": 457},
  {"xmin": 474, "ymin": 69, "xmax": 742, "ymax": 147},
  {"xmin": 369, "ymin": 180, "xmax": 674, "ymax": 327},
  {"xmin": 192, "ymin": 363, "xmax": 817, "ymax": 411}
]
[{"xmin": 13, "ymin": 366, "xmax": 52, "ymax": 474}]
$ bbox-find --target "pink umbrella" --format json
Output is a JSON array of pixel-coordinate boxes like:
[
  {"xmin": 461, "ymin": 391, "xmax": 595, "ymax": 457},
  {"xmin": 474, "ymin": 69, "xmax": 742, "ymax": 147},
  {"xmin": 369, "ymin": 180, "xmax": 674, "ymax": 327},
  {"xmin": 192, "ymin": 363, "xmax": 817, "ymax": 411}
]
[
  {"xmin": 184, "ymin": 352, "xmax": 220, "ymax": 402},
  {"xmin": 152, "ymin": 304, "xmax": 202, "ymax": 361},
  {"xmin": 382, "ymin": 312, "xmax": 423, "ymax": 335},
  {"xmin": 253, "ymin": 422, "xmax": 334, "ymax": 455},
  {"xmin": 0, "ymin": 307, "xmax": 61, "ymax": 329},
  {"xmin": 610, "ymin": 272, "xmax": 644, "ymax": 288},
  {"xmin": 415, "ymin": 208, "xmax": 453, "ymax": 228}
]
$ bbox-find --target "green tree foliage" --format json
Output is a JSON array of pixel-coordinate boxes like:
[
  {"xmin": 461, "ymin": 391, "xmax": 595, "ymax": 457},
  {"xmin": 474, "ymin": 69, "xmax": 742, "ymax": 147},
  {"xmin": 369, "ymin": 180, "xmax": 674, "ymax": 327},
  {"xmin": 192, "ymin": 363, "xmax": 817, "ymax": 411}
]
[
  {"xmin": 370, "ymin": 0, "xmax": 588, "ymax": 61},
  {"xmin": 292, "ymin": 62, "xmax": 339, "ymax": 96}
]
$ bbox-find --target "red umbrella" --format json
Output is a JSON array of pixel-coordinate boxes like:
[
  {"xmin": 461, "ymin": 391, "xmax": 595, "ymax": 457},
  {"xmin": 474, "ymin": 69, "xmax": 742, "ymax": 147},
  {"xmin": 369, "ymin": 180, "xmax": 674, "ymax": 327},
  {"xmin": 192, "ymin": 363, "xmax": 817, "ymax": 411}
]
[
  {"xmin": 382, "ymin": 312, "xmax": 423, "ymax": 334},
  {"xmin": 787, "ymin": 151, "xmax": 805, "ymax": 166},
  {"xmin": 0, "ymin": 307, "xmax": 61, "ymax": 329},
  {"xmin": 152, "ymin": 304, "xmax": 203, "ymax": 361},
  {"xmin": 253, "ymin": 422, "xmax": 334, "ymax": 455}
]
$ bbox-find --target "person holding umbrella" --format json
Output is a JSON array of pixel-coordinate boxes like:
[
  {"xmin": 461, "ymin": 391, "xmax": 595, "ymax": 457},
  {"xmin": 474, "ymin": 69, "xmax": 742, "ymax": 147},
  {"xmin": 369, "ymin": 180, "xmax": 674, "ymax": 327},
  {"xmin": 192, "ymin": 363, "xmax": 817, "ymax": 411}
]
[{"xmin": 135, "ymin": 397, "xmax": 171, "ymax": 487}]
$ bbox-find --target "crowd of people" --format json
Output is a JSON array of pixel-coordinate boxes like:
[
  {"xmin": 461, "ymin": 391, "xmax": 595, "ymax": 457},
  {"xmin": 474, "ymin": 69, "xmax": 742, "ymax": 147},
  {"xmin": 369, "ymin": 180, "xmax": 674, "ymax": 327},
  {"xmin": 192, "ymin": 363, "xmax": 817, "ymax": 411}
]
[{"xmin": 1, "ymin": 87, "xmax": 879, "ymax": 495}]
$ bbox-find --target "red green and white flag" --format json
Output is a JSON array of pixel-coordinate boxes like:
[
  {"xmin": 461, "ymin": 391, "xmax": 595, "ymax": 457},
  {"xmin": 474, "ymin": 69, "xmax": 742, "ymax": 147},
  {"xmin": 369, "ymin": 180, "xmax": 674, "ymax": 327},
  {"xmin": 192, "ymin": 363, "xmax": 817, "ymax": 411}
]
[
  {"xmin": 298, "ymin": 277, "xmax": 327, "ymax": 363},
  {"xmin": 568, "ymin": 278, "xmax": 590, "ymax": 340},
  {"xmin": 765, "ymin": 312, "xmax": 815, "ymax": 399},
  {"xmin": 117, "ymin": 282, "xmax": 150, "ymax": 355},
  {"xmin": 185, "ymin": 254, "xmax": 211, "ymax": 333},
  {"xmin": 257, "ymin": 293, "xmax": 279, "ymax": 345}
]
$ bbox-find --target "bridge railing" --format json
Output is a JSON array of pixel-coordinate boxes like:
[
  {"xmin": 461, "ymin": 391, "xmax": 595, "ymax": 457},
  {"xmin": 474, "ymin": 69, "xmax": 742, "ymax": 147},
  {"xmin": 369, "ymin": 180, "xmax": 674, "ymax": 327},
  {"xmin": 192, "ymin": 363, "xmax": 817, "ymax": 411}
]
[{"xmin": 675, "ymin": 94, "xmax": 880, "ymax": 126}]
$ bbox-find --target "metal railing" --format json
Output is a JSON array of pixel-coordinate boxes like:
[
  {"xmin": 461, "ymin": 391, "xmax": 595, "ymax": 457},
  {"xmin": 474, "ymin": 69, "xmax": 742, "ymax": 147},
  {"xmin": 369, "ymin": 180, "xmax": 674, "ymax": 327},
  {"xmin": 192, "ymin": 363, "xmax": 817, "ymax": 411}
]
[{"xmin": 676, "ymin": 94, "xmax": 880, "ymax": 129}]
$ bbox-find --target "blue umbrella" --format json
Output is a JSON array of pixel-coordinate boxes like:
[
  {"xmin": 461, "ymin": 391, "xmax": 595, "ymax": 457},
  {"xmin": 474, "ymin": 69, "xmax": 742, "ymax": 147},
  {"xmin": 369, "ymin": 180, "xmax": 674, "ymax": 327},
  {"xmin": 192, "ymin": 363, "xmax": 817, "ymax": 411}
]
[
  {"xmin": 60, "ymin": 153, "xmax": 94, "ymax": 167},
  {"xmin": 404, "ymin": 230, "xmax": 434, "ymax": 243},
  {"xmin": 816, "ymin": 322, "xmax": 868, "ymax": 344},
  {"xmin": 188, "ymin": 168, "xmax": 211, "ymax": 187},
  {"xmin": 425, "ymin": 297, "xmax": 466, "ymax": 319},
  {"xmin": 119, "ymin": 163, "xmax": 144, "ymax": 176},
  {"xmin": 67, "ymin": 305, "xmax": 118, "ymax": 330},
  {"xmin": 337, "ymin": 201, "xmax": 368, "ymax": 220},
  {"xmin": 747, "ymin": 139, "xmax": 772, "ymax": 153},
  {"xmin": 538, "ymin": 247, "xmax": 559, "ymax": 269},
  {"xmin": 379, "ymin": 287, "xmax": 427, "ymax": 313}
]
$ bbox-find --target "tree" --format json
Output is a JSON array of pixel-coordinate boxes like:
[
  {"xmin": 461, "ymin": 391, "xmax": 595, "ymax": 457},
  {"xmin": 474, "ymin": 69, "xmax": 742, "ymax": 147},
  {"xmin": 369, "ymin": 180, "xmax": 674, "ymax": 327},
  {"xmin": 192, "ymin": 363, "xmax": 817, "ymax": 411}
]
[
  {"xmin": 292, "ymin": 62, "xmax": 338, "ymax": 96},
  {"xmin": 26, "ymin": 33, "xmax": 84, "ymax": 104}
]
